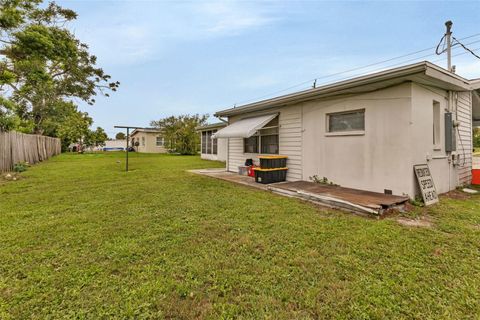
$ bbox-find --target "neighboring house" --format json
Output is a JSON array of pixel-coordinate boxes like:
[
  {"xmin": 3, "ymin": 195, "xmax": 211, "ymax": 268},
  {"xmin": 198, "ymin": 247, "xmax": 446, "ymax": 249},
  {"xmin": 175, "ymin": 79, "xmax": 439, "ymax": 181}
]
[
  {"xmin": 196, "ymin": 122, "xmax": 227, "ymax": 161},
  {"xmin": 130, "ymin": 128, "xmax": 167, "ymax": 153},
  {"xmin": 103, "ymin": 139, "xmax": 127, "ymax": 151},
  {"xmin": 213, "ymin": 61, "xmax": 480, "ymax": 198}
]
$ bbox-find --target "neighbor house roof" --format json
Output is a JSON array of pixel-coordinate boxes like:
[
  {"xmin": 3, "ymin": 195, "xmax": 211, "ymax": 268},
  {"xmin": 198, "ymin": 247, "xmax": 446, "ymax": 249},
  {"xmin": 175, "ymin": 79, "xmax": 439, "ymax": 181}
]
[
  {"xmin": 195, "ymin": 122, "xmax": 227, "ymax": 131},
  {"xmin": 471, "ymin": 79, "xmax": 480, "ymax": 90},
  {"xmin": 215, "ymin": 61, "xmax": 475, "ymax": 118},
  {"xmin": 130, "ymin": 128, "xmax": 163, "ymax": 136}
]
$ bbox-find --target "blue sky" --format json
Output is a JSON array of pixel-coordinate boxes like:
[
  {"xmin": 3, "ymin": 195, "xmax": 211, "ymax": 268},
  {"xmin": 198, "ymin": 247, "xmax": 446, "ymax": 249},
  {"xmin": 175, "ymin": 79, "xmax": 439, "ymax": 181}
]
[{"xmin": 58, "ymin": 0, "xmax": 480, "ymax": 137}]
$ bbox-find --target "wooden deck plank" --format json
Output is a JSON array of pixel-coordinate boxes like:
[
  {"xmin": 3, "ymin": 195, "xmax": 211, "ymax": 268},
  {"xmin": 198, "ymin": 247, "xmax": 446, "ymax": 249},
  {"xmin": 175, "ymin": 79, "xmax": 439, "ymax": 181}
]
[{"xmin": 272, "ymin": 181, "xmax": 408, "ymax": 209}]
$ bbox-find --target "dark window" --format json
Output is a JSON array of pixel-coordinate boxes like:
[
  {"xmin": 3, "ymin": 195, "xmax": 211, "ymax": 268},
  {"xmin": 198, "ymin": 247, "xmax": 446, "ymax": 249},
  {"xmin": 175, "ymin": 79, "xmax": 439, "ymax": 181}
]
[
  {"xmin": 244, "ymin": 136, "xmax": 259, "ymax": 153},
  {"xmin": 212, "ymin": 130, "xmax": 218, "ymax": 155},
  {"xmin": 259, "ymin": 125, "xmax": 279, "ymax": 154},
  {"xmin": 327, "ymin": 109, "xmax": 365, "ymax": 132},
  {"xmin": 243, "ymin": 116, "xmax": 279, "ymax": 154},
  {"xmin": 206, "ymin": 131, "xmax": 212, "ymax": 154},
  {"xmin": 260, "ymin": 135, "xmax": 279, "ymax": 154},
  {"xmin": 201, "ymin": 132, "xmax": 206, "ymax": 153}
]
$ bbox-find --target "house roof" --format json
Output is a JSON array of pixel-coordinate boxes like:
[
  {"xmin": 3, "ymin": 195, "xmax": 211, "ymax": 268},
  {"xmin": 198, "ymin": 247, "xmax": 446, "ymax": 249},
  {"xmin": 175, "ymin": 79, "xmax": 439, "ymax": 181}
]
[
  {"xmin": 130, "ymin": 128, "xmax": 163, "ymax": 136},
  {"xmin": 215, "ymin": 61, "xmax": 475, "ymax": 118},
  {"xmin": 195, "ymin": 122, "xmax": 227, "ymax": 131}
]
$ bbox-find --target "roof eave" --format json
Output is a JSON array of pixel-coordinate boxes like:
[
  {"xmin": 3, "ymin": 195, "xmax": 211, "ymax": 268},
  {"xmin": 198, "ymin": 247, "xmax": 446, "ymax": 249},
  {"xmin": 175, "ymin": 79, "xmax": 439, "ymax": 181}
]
[
  {"xmin": 215, "ymin": 62, "xmax": 429, "ymax": 117},
  {"xmin": 214, "ymin": 61, "xmax": 473, "ymax": 118}
]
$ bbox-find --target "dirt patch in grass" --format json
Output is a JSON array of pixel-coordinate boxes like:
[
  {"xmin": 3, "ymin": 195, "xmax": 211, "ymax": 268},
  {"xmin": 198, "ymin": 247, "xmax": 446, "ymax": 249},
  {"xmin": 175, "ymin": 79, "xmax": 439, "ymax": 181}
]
[
  {"xmin": 0, "ymin": 172, "xmax": 24, "ymax": 184},
  {"xmin": 396, "ymin": 216, "xmax": 433, "ymax": 228},
  {"xmin": 442, "ymin": 190, "xmax": 470, "ymax": 200}
]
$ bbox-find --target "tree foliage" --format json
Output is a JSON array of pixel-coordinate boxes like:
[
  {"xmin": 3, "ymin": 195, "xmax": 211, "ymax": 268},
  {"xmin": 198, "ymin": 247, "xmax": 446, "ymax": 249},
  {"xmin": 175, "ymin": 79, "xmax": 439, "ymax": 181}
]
[
  {"xmin": 474, "ymin": 127, "xmax": 480, "ymax": 148},
  {"xmin": 115, "ymin": 132, "xmax": 125, "ymax": 140},
  {"xmin": 0, "ymin": 0, "xmax": 118, "ymax": 146},
  {"xmin": 56, "ymin": 106, "xmax": 92, "ymax": 150},
  {"xmin": 151, "ymin": 114, "xmax": 208, "ymax": 155},
  {"xmin": 84, "ymin": 127, "xmax": 107, "ymax": 149}
]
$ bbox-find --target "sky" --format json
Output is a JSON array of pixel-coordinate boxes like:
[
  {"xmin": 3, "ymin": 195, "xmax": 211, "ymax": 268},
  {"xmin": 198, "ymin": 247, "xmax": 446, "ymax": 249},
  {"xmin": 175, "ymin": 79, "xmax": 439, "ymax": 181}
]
[{"xmin": 57, "ymin": 0, "xmax": 480, "ymax": 138}]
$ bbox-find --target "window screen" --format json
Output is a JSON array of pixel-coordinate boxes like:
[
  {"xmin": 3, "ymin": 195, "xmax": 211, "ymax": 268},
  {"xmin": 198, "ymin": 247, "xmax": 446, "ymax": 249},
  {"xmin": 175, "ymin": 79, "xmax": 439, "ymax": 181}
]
[
  {"xmin": 433, "ymin": 101, "xmax": 440, "ymax": 146},
  {"xmin": 201, "ymin": 132, "xmax": 206, "ymax": 153},
  {"xmin": 156, "ymin": 136, "xmax": 164, "ymax": 146},
  {"xmin": 328, "ymin": 109, "xmax": 365, "ymax": 132},
  {"xmin": 206, "ymin": 131, "xmax": 212, "ymax": 154},
  {"xmin": 260, "ymin": 135, "xmax": 279, "ymax": 154},
  {"xmin": 244, "ymin": 136, "xmax": 258, "ymax": 153},
  {"xmin": 212, "ymin": 130, "xmax": 218, "ymax": 155}
]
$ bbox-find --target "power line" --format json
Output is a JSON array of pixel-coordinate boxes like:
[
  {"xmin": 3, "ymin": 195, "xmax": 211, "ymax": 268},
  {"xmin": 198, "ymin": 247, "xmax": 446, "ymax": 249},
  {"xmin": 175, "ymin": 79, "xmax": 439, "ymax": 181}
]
[
  {"xmin": 452, "ymin": 36, "xmax": 480, "ymax": 59},
  {"xmin": 318, "ymin": 46, "xmax": 480, "ymax": 87},
  {"xmin": 232, "ymin": 32, "xmax": 480, "ymax": 106}
]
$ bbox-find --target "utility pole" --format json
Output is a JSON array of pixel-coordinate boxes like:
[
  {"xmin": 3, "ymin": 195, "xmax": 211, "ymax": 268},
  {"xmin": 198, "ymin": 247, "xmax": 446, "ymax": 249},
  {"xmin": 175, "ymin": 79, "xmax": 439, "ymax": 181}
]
[{"xmin": 445, "ymin": 20, "xmax": 453, "ymax": 72}]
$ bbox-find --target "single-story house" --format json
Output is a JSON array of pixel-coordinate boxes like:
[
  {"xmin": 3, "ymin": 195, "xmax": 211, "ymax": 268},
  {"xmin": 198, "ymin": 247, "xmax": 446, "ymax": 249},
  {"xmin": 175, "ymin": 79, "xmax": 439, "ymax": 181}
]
[
  {"xmin": 213, "ymin": 61, "xmax": 480, "ymax": 198},
  {"xmin": 196, "ymin": 122, "xmax": 227, "ymax": 161},
  {"xmin": 130, "ymin": 128, "xmax": 167, "ymax": 153}
]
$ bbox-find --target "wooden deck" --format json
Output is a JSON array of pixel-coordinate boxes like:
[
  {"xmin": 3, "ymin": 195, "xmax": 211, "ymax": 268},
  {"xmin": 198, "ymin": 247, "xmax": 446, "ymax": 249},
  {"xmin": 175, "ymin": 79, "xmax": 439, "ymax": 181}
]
[
  {"xmin": 268, "ymin": 181, "xmax": 409, "ymax": 216},
  {"xmin": 189, "ymin": 169, "xmax": 409, "ymax": 216}
]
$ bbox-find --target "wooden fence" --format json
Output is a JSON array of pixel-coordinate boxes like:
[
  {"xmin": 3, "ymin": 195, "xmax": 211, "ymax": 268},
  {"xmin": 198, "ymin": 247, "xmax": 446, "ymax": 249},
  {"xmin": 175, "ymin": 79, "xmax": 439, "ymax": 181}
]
[{"xmin": 0, "ymin": 131, "xmax": 61, "ymax": 172}]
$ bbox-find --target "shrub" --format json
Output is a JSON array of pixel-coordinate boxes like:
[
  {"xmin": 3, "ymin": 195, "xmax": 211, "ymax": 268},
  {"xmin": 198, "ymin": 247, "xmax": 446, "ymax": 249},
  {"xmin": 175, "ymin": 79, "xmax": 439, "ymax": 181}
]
[{"xmin": 13, "ymin": 162, "xmax": 29, "ymax": 172}]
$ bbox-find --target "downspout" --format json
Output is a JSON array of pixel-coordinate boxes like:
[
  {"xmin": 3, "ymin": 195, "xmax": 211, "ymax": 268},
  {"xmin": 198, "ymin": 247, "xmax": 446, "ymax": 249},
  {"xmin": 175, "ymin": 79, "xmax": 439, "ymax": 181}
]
[
  {"xmin": 447, "ymin": 90, "xmax": 453, "ymax": 191},
  {"xmin": 216, "ymin": 116, "xmax": 229, "ymax": 171}
]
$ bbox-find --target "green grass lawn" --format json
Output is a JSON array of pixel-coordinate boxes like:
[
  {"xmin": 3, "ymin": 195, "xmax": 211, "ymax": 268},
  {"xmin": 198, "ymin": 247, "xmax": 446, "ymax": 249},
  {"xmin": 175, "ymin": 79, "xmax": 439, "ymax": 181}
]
[{"xmin": 1, "ymin": 152, "xmax": 480, "ymax": 319}]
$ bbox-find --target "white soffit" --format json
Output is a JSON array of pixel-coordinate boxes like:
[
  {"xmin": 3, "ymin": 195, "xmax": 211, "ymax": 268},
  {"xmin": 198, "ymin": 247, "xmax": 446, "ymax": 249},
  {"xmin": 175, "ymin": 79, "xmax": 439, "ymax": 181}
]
[{"xmin": 213, "ymin": 114, "xmax": 277, "ymax": 138}]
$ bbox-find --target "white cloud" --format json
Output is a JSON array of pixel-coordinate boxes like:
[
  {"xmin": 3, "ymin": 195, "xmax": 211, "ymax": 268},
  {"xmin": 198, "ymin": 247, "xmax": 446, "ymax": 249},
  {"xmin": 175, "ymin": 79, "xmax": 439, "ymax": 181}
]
[
  {"xmin": 197, "ymin": 1, "xmax": 277, "ymax": 35},
  {"xmin": 68, "ymin": 1, "xmax": 279, "ymax": 66}
]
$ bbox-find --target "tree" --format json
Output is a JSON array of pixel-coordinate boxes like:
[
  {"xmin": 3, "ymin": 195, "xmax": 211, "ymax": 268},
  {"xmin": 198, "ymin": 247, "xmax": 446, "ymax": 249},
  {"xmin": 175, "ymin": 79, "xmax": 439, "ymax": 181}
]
[
  {"xmin": 84, "ymin": 126, "xmax": 107, "ymax": 149},
  {"xmin": 56, "ymin": 108, "xmax": 92, "ymax": 151},
  {"xmin": 474, "ymin": 127, "xmax": 480, "ymax": 149},
  {"xmin": 115, "ymin": 132, "xmax": 125, "ymax": 140},
  {"xmin": 0, "ymin": 1, "xmax": 119, "ymax": 134},
  {"xmin": 151, "ymin": 114, "xmax": 208, "ymax": 155},
  {"xmin": 0, "ymin": 96, "xmax": 19, "ymax": 131}
]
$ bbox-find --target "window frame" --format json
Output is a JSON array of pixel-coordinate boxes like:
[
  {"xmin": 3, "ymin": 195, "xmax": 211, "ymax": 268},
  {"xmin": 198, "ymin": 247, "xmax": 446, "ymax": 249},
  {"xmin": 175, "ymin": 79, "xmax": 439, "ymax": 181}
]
[
  {"xmin": 325, "ymin": 108, "xmax": 365, "ymax": 136},
  {"xmin": 243, "ymin": 116, "xmax": 279, "ymax": 154},
  {"xmin": 212, "ymin": 130, "xmax": 218, "ymax": 155},
  {"xmin": 243, "ymin": 135, "xmax": 259, "ymax": 153},
  {"xmin": 433, "ymin": 101, "xmax": 441, "ymax": 150},
  {"xmin": 156, "ymin": 136, "xmax": 164, "ymax": 147},
  {"xmin": 201, "ymin": 130, "xmax": 219, "ymax": 155}
]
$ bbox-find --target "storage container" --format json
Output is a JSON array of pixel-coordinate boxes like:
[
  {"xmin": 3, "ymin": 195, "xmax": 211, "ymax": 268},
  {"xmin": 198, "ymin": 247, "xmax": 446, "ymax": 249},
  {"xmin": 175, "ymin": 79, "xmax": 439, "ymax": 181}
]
[
  {"xmin": 472, "ymin": 169, "xmax": 480, "ymax": 185},
  {"xmin": 254, "ymin": 167, "xmax": 288, "ymax": 184},
  {"xmin": 238, "ymin": 166, "xmax": 249, "ymax": 176},
  {"xmin": 258, "ymin": 155, "xmax": 288, "ymax": 169}
]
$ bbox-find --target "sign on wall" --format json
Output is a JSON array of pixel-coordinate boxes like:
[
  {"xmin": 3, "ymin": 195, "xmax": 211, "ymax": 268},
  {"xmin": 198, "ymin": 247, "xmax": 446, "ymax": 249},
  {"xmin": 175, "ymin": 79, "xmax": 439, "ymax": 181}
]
[{"xmin": 414, "ymin": 164, "xmax": 439, "ymax": 206}]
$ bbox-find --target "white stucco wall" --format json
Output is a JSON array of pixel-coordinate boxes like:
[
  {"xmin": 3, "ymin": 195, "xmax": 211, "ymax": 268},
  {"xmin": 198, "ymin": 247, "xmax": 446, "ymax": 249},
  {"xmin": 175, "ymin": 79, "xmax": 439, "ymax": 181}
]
[
  {"xmin": 302, "ymin": 83, "xmax": 413, "ymax": 196},
  {"xmin": 409, "ymin": 83, "xmax": 456, "ymax": 196},
  {"xmin": 132, "ymin": 132, "xmax": 167, "ymax": 153},
  {"xmin": 225, "ymin": 82, "xmax": 473, "ymax": 198}
]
